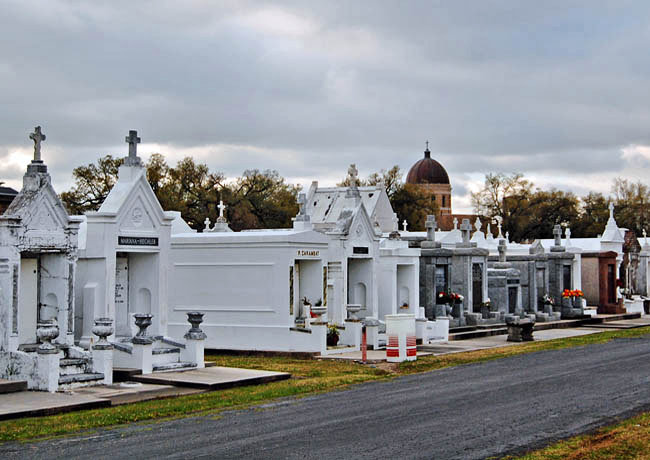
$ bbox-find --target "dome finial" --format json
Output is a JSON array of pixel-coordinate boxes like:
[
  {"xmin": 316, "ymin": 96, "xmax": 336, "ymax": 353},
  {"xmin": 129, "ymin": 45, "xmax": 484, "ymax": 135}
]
[{"xmin": 424, "ymin": 140, "xmax": 431, "ymax": 158}]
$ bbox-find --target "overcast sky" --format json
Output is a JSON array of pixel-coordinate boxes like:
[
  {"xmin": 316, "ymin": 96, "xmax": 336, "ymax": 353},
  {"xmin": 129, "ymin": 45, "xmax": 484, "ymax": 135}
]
[{"xmin": 2, "ymin": 1, "xmax": 650, "ymax": 212}]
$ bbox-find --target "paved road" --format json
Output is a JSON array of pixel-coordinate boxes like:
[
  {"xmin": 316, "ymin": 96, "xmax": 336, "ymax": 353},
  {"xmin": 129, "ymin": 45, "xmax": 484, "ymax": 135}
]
[{"xmin": 4, "ymin": 336, "xmax": 650, "ymax": 460}]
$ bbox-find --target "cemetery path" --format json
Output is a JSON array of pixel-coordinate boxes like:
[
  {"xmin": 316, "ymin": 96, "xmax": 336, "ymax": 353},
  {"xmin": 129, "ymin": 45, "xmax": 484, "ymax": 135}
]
[{"xmin": 4, "ymin": 336, "xmax": 650, "ymax": 459}]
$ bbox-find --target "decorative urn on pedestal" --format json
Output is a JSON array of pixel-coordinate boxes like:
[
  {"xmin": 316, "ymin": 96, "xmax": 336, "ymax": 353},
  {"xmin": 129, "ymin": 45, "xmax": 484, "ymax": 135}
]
[
  {"xmin": 132, "ymin": 313, "xmax": 154, "ymax": 344},
  {"xmin": 37, "ymin": 319, "xmax": 60, "ymax": 354},
  {"xmin": 346, "ymin": 304, "xmax": 362, "ymax": 320},
  {"xmin": 185, "ymin": 312, "xmax": 207, "ymax": 340},
  {"xmin": 92, "ymin": 318, "xmax": 114, "ymax": 349}
]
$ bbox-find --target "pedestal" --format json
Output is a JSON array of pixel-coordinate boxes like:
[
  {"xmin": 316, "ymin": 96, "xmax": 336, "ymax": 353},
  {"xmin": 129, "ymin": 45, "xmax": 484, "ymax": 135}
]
[
  {"xmin": 132, "ymin": 343, "xmax": 153, "ymax": 374},
  {"xmin": 181, "ymin": 339, "xmax": 205, "ymax": 368},
  {"xmin": 36, "ymin": 351, "xmax": 61, "ymax": 392},
  {"xmin": 92, "ymin": 347, "xmax": 114, "ymax": 385}
]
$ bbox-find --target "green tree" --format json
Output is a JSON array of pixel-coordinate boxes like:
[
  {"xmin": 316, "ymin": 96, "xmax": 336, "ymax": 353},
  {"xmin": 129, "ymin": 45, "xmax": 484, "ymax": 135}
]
[{"xmin": 60, "ymin": 155, "xmax": 124, "ymax": 214}]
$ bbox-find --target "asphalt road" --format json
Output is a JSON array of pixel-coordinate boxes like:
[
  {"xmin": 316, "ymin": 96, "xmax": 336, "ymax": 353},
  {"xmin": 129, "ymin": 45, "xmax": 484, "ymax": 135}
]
[{"xmin": 4, "ymin": 336, "xmax": 650, "ymax": 460}]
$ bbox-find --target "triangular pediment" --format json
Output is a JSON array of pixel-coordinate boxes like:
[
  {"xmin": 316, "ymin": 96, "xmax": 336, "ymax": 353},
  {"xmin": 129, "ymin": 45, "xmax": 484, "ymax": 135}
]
[
  {"xmin": 120, "ymin": 195, "xmax": 156, "ymax": 231},
  {"xmin": 21, "ymin": 185, "xmax": 69, "ymax": 234},
  {"xmin": 348, "ymin": 204, "xmax": 379, "ymax": 243}
]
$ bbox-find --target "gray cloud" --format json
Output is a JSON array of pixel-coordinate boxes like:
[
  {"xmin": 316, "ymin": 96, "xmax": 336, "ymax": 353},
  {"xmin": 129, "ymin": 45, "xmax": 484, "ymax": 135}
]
[{"xmin": 2, "ymin": 0, "xmax": 650, "ymax": 210}]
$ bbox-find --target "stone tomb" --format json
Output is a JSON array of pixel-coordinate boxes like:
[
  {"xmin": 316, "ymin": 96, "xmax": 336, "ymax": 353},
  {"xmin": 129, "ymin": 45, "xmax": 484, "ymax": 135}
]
[
  {"xmin": 169, "ymin": 212, "xmax": 330, "ymax": 353},
  {"xmin": 0, "ymin": 127, "xmax": 110, "ymax": 391},
  {"xmin": 417, "ymin": 216, "xmax": 489, "ymax": 328},
  {"xmin": 76, "ymin": 131, "xmax": 204, "ymax": 373},
  {"xmin": 487, "ymin": 240, "xmax": 523, "ymax": 321},
  {"xmin": 305, "ymin": 166, "xmax": 382, "ymax": 350}
]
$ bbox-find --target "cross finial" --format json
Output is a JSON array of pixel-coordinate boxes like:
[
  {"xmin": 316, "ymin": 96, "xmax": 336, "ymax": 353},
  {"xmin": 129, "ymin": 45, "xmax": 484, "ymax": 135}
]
[
  {"xmin": 553, "ymin": 224, "xmax": 562, "ymax": 246},
  {"xmin": 204, "ymin": 217, "xmax": 211, "ymax": 232},
  {"xmin": 29, "ymin": 126, "xmax": 46, "ymax": 162},
  {"xmin": 402, "ymin": 219, "xmax": 408, "ymax": 232},
  {"xmin": 498, "ymin": 239, "xmax": 507, "ymax": 262},
  {"xmin": 608, "ymin": 202, "xmax": 614, "ymax": 219},
  {"xmin": 125, "ymin": 130, "xmax": 142, "ymax": 166},
  {"xmin": 453, "ymin": 217, "xmax": 458, "ymax": 230},
  {"xmin": 460, "ymin": 218, "xmax": 472, "ymax": 243},
  {"xmin": 218, "ymin": 200, "xmax": 227, "ymax": 219},
  {"xmin": 505, "ymin": 231, "xmax": 510, "ymax": 242},
  {"xmin": 347, "ymin": 164, "xmax": 358, "ymax": 184},
  {"xmin": 425, "ymin": 140, "xmax": 429, "ymax": 150}
]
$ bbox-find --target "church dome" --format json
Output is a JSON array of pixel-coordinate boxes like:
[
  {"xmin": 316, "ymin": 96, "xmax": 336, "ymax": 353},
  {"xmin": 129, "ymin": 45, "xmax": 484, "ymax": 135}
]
[{"xmin": 406, "ymin": 147, "xmax": 450, "ymax": 185}]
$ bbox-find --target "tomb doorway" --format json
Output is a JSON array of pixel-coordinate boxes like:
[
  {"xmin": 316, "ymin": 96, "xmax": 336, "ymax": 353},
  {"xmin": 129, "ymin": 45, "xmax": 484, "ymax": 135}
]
[
  {"xmin": 18, "ymin": 256, "xmax": 39, "ymax": 345},
  {"xmin": 294, "ymin": 259, "xmax": 323, "ymax": 321},
  {"xmin": 472, "ymin": 263, "xmax": 483, "ymax": 312},
  {"xmin": 347, "ymin": 258, "xmax": 372, "ymax": 319},
  {"xmin": 114, "ymin": 252, "xmax": 157, "ymax": 337}
]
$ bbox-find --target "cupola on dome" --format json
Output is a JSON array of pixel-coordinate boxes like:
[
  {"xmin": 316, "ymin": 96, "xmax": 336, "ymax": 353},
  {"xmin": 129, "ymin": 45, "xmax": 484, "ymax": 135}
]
[{"xmin": 406, "ymin": 147, "xmax": 450, "ymax": 185}]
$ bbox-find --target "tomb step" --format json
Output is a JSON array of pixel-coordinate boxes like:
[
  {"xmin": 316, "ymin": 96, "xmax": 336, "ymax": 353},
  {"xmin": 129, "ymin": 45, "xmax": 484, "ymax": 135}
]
[
  {"xmin": 58, "ymin": 372, "xmax": 105, "ymax": 390},
  {"xmin": 448, "ymin": 326, "xmax": 477, "ymax": 334},
  {"xmin": 0, "ymin": 379, "xmax": 28, "ymax": 394},
  {"xmin": 152, "ymin": 362, "xmax": 197, "ymax": 373},
  {"xmin": 152, "ymin": 347, "xmax": 180, "ymax": 355},
  {"xmin": 59, "ymin": 358, "xmax": 90, "ymax": 376},
  {"xmin": 448, "ymin": 327, "xmax": 508, "ymax": 341},
  {"xmin": 152, "ymin": 347, "xmax": 181, "ymax": 366}
]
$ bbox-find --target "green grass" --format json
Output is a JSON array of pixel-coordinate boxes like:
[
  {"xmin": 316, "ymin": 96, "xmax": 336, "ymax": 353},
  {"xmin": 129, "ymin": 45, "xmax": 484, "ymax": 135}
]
[
  {"xmin": 504, "ymin": 411, "xmax": 650, "ymax": 460},
  {"xmin": 1, "ymin": 325, "xmax": 649, "ymax": 444}
]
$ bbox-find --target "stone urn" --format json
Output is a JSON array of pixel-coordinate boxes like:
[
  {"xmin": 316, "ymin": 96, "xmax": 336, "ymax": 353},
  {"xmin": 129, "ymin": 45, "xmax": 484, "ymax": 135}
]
[
  {"xmin": 92, "ymin": 317, "xmax": 114, "ymax": 349},
  {"xmin": 310, "ymin": 305, "xmax": 327, "ymax": 321},
  {"xmin": 347, "ymin": 304, "xmax": 362, "ymax": 321},
  {"xmin": 132, "ymin": 313, "xmax": 154, "ymax": 344},
  {"xmin": 185, "ymin": 311, "xmax": 207, "ymax": 340},
  {"xmin": 37, "ymin": 319, "xmax": 59, "ymax": 354}
]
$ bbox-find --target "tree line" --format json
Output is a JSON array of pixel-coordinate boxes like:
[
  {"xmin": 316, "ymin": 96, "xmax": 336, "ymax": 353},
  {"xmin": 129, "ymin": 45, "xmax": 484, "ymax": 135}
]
[
  {"xmin": 471, "ymin": 173, "xmax": 649, "ymax": 241},
  {"xmin": 60, "ymin": 154, "xmax": 648, "ymax": 239}
]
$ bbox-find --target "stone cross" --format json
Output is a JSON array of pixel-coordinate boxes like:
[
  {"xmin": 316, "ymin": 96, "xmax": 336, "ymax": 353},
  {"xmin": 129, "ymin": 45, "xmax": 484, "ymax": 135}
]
[
  {"xmin": 609, "ymin": 202, "xmax": 614, "ymax": 219},
  {"xmin": 498, "ymin": 239, "xmax": 507, "ymax": 263},
  {"xmin": 494, "ymin": 216, "xmax": 503, "ymax": 238},
  {"xmin": 453, "ymin": 217, "xmax": 458, "ymax": 230},
  {"xmin": 218, "ymin": 200, "xmax": 227, "ymax": 218},
  {"xmin": 125, "ymin": 130, "xmax": 142, "ymax": 166},
  {"xmin": 474, "ymin": 217, "xmax": 482, "ymax": 233},
  {"xmin": 29, "ymin": 126, "xmax": 46, "ymax": 162},
  {"xmin": 505, "ymin": 231, "xmax": 510, "ymax": 242},
  {"xmin": 553, "ymin": 224, "xmax": 562, "ymax": 246},
  {"xmin": 565, "ymin": 227, "xmax": 572, "ymax": 246},
  {"xmin": 347, "ymin": 164, "xmax": 359, "ymax": 186},
  {"xmin": 402, "ymin": 219, "xmax": 408, "ymax": 232},
  {"xmin": 204, "ymin": 217, "xmax": 211, "ymax": 232},
  {"xmin": 425, "ymin": 215, "xmax": 436, "ymax": 241},
  {"xmin": 460, "ymin": 218, "xmax": 471, "ymax": 243}
]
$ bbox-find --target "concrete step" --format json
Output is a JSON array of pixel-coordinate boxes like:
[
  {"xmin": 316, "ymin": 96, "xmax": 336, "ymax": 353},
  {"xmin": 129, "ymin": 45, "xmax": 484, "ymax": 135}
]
[
  {"xmin": 0, "ymin": 379, "xmax": 28, "ymax": 394},
  {"xmin": 448, "ymin": 327, "xmax": 508, "ymax": 341},
  {"xmin": 59, "ymin": 358, "xmax": 90, "ymax": 375},
  {"xmin": 58, "ymin": 373, "xmax": 104, "ymax": 390},
  {"xmin": 152, "ymin": 362, "xmax": 197, "ymax": 372},
  {"xmin": 152, "ymin": 347, "xmax": 181, "ymax": 366}
]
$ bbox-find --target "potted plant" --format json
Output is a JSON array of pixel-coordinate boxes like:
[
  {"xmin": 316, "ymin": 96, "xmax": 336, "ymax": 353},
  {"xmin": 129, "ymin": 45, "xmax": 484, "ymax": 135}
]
[
  {"xmin": 326, "ymin": 324, "xmax": 340, "ymax": 347},
  {"xmin": 540, "ymin": 293, "xmax": 555, "ymax": 313},
  {"xmin": 480, "ymin": 298, "xmax": 492, "ymax": 318},
  {"xmin": 400, "ymin": 301, "xmax": 409, "ymax": 310}
]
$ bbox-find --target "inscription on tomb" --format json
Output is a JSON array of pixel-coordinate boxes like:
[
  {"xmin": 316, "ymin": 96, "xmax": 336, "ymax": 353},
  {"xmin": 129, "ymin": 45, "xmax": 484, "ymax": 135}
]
[
  {"xmin": 353, "ymin": 246, "xmax": 369, "ymax": 254},
  {"xmin": 118, "ymin": 236, "xmax": 159, "ymax": 246},
  {"xmin": 296, "ymin": 249, "xmax": 320, "ymax": 257}
]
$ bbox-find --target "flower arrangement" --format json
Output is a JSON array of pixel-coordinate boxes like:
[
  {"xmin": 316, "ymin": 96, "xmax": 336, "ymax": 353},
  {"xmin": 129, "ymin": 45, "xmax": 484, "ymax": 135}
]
[
  {"xmin": 437, "ymin": 291, "xmax": 464, "ymax": 305},
  {"xmin": 541, "ymin": 293, "xmax": 554, "ymax": 305},
  {"xmin": 400, "ymin": 301, "xmax": 409, "ymax": 309},
  {"xmin": 562, "ymin": 289, "xmax": 584, "ymax": 298},
  {"xmin": 327, "ymin": 324, "xmax": 340, "ymax": 346},
  {"xmin": 480, "ymin": 298, "xmax": 492, "ymax": 309}
]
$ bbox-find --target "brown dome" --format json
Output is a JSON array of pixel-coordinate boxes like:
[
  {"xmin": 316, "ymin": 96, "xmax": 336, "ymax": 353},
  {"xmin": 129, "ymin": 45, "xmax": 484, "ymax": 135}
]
[{"xmin": 406, "ymin": 148, "xmax": 450, "ymax": 185}]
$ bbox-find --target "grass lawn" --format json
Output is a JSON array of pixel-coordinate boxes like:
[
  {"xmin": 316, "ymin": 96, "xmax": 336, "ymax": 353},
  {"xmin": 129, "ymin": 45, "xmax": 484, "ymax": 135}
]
[
  {"xmin": 504, "ymin": 411, "xmax": 650, "ymax": 460},
  {"xmin": 1, "ymin": 325, "xmax": 650, "ymax": 445}
]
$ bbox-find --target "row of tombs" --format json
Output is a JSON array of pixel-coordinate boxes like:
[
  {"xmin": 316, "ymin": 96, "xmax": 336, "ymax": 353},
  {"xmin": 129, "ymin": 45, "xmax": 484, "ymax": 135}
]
[{"xmin": 1, "ymin": 128, "xmax": 649, "ymax": 391}]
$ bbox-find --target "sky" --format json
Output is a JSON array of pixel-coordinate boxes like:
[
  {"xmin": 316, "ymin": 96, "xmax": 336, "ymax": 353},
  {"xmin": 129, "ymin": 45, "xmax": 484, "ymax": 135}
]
[{"xmin": 2, "ymin": 0, "xmax": 650, "ymax": 212}]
